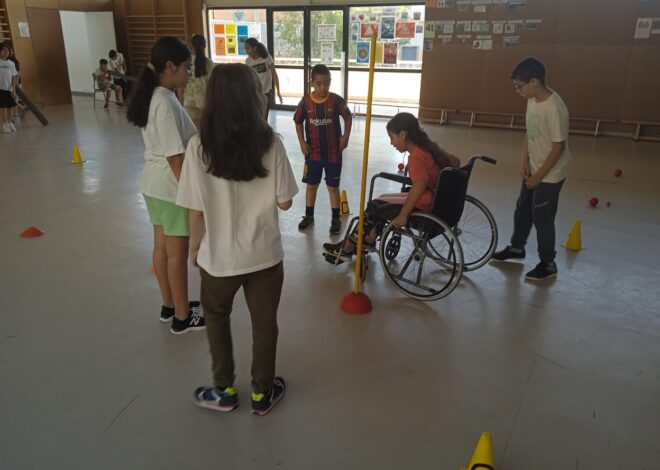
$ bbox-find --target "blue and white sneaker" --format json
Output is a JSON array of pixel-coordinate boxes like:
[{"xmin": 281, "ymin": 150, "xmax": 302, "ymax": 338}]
[
  {"xmin": 251, "ymin": 377, "xmax": 286, "ymax": 416},
  {"xmin": 193, "ymin": 386, "xmax": 239, "ymax": 412}
]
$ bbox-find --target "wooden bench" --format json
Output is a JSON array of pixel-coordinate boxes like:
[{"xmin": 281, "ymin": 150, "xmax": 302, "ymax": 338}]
[{"xmin": 621, "ymin": 120, "xmax": 660, "ymax": 142}]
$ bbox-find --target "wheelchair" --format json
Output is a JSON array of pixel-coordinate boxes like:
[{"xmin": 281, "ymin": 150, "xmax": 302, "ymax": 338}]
[{"xmin": 323, "ymin": 155, "xmax": 498, "ymax": 301}]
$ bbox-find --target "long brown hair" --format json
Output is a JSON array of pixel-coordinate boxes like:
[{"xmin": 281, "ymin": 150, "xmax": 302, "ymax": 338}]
[
  {"xmin": 198, "ymin": 63, "xmax": 273, "ymax": 181},
  {"xmin": 386, "ymin": 112, "xmax": 455, "ymax": 169}
]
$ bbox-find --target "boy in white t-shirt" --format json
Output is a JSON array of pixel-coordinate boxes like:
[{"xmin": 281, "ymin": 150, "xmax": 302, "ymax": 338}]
[
  {"xmin": 492, "ymin": 57, "xmax": 571, "ymax": 281},
  {"xmin": 0, "ymin": 43, "xmax": 18, "ymax": 133},
  {"xmin": 94, "ymin": 59, "xmax": 124, "ymax": 109}
]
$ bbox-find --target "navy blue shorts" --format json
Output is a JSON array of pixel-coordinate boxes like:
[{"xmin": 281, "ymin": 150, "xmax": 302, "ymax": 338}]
[{"xmin": 303, "ymin": 159, "xmax": 342, "ymax": 187}]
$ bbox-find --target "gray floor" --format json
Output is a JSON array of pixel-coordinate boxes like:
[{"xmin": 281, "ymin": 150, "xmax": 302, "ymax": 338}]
[{"xmin": 1, "ymin": 98, "xmax": 659, "ymax": 470}]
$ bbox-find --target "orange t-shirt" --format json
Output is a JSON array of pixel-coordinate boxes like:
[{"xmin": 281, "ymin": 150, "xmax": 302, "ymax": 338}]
[
  {"xmin": 407, "ymin": 145, "xmax": 459, "ymax": 211},
  {"xmin": 408, "ymin": 146, "xmax": 440, "ymax": 212}
]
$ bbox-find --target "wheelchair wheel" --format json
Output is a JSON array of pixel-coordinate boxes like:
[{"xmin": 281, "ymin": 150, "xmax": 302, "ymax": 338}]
[
  {"xmin": 379, "ymin": 213, "xmax": 464, "ymax": 301},
  {"xmin": 454, "ymin": 195, "xmax": 498, "ymax": 271},
  {"xmin": 384, "ymin": 234, "xmax": 401, "ymax": 260}
]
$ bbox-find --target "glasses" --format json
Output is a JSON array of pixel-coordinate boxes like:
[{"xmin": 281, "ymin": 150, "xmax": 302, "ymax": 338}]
[{"xmin": 513, "ymin": 81, "xmax": 528, "ymax": 90}]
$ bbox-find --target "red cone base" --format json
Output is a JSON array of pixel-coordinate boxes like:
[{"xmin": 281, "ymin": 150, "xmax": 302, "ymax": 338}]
[
  {"xmin": 20, "ymin": 226, "xmax": 45, "ymax": 238},
  {"xmin": 340, "ymin": 291, "xmax": 372, "ymax": 315}
]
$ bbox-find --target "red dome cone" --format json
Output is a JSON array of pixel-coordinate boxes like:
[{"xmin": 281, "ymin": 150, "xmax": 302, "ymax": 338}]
[{"xmin": 20, "ymin": 226, "xmax": 45, "ymax": 238}]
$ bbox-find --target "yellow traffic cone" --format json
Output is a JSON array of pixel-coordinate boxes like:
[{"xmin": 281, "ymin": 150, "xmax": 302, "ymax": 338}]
[
  {"xmin": 71, "ymin": 144, "xmax": 85, "ymax": 164},
  {"xmin": 340, "ymin": 190, "xmax": 350, "ymax": 215},
  {"xmin": 466, "ymin": 432, "xmax": 495, "ymax": 470},
  {"xmin": 562, "ymin": 219, "xmax": 582, "ymax": 250}
]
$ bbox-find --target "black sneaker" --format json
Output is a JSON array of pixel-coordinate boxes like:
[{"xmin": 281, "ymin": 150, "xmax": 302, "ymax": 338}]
[
  {"xmin": 525, "ymin": 262, "xmax": 557, "ymax": 281},
  {"xmin": 160, "ymin": 301, "xmax": 202, "ymax": 323},
  {"xmin": 103, "ymin": 103, "xmax": 109, "ymax": 109},
  {"xmin": 170, "ymin": 306, "xmax": 205, "ymax": 335},
  {"xmin": 322, "ymin": 242, "xmax": 354, "ymax": 262},
  {"xmin": 251, "ymin": 377, "xmax": 286, "ymax": 416},
  {"xmin": 330, "ymin": 218, "xmax": 341, "ymax": 234},
  {"xmin": 193, "ymin": 385, "xmax": 238, "ymax": 412},
  {"xmin": 492, "ymin": 246, "xmax": 526, "ymax": 261},
  {"xmin": 298, "ymin": 215, "xmax": 314, "ymax": 230}
]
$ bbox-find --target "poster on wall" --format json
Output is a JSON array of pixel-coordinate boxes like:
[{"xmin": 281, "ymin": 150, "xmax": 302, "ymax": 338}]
[
  {"xmin": 215, "ymin": 37, "xmax": 226, "ymax": 56},
  {"xmin": 381, "ymin": 18, "xmax": 395, "ymax": 39},
  {"xmin": 634, "ymin": 18, "xmax": 653, "ymax": 39},
  {"xmin": 248, "ymin": 24, "xmax": 261, "ymax": 39},
  {"xmin": 226, "ymin": 24, "xmax": 237, "ymax": 35},
  {"xmin": 214, "ymin": 24, "xmax": 225, "ymax": 35},
  {"xmin": 383, "ymin": 42, "xmax": 398, "ymax": 64},
  {"xmin": 318, "ymin": 24, "xmax": 337, "ymax": 41},
  {"xmin": 396, "ymin": 22, "xmax": 416, "ymax": 38},
  {"xmin": 375, "ymin": 41, "xmax": 384, "ymax": 63},
  {"xmin": 414, "ymin": 11, "xmax": 422, "ymax": 21},
  {"xmin": 382, "ymin": 6, "xmax": 396, "ymax": 17},
  {"xmin": 321, "ymin": 43, "xmax": 334, "ymax": 64},
  {"xmin": 361, "ymin": 23, "xmax": 379, "ymax": 38},
  {"xmin": 356, "ymin": 41, "xmax": 371, "ymax": 63},
  {"xmin": 238, "ymin": 36, "xmax": 248, "ymax": 55},
  {"xmin": 237, "ymin": 25, "xmax": 248, "ymax": 36},
  {"xmin": 400, "ymin": 45, "xmax": 418, "ymax": 61},
  {"xmin": 351, "ymin": 23, "xmax": 360, "ymax": 41},
  {"xmin": 423, "ymin": 39, "xmax": 433, "ymax": 51},
  {"xmin": 424, "ymin": 21, "xmax": 436, "ymax": 38}
]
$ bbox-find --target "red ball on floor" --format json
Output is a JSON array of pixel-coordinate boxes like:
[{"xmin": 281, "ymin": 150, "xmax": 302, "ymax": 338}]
[{"xmin": 589, "ymin": 197, "xmax": 599, "ymax": 207}]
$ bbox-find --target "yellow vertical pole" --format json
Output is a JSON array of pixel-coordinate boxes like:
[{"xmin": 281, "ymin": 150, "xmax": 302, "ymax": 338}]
[{"xmin": 353, "ymin": 33, "xmax": 377, "ymax": 294}]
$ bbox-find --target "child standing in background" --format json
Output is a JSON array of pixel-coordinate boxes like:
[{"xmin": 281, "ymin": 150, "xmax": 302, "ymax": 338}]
[{"xmin": 294, "ymin": 64, "xmax": 352, "ymax": 234}]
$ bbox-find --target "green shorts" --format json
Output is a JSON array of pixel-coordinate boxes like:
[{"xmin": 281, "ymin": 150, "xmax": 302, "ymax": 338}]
[{"xmin": 143, "ymin": 194, "xmax": 189, "ymax": 236}]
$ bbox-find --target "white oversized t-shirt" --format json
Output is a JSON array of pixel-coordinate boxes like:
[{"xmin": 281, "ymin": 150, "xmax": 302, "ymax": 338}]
[
  {"xmin": 0, "ymin": 59, "xmax": 18, "ymax": 90},
  {"xmin": 246, "ymin": 55, "xmax": 273, "ymax": 94},
  {"xmin": 139, "ymin": 87, "xmax": 197, "ymax": 202},
  {"xmin": 176, "ymin": 134, "xmax": 299, "ymax": 277},
  {"xmin": 108, "ymin": 52, "xmax": 126, "ymax": 75},
  {"xmin": 525, "ymin": 92, "xmax": 572, "ymax": 183}
]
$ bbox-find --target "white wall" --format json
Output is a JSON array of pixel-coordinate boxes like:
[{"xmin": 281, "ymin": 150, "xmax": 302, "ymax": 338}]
[{"xmin": 60, "ymin": 11, "xmax": 117, "ymax": 94}]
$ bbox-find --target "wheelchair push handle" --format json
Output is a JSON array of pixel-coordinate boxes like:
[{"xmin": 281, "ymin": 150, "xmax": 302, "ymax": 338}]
[{"xmin": 468, "ymin": 155, "xmax": 497, "ymax": 166}]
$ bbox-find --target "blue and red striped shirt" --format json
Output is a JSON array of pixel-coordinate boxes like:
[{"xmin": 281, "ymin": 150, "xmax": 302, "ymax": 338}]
[{"xmin": 293, "ymin": 93, "xmax": 352, "ymax": 163}]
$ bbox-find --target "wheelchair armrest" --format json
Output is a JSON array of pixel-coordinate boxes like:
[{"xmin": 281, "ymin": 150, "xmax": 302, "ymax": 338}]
[
  {"xmin": 373, "ymin": 172, "xmax": 412, "ymax": 186},
  {"xmin": 369, "ymin": 172, "xmax": 413, "ymax": 201}
]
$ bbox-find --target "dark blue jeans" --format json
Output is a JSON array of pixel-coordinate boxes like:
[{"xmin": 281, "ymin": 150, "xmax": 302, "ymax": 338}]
[{"xmin": 511, "ymin": 179, "xmax": 565, "ymax": 263}]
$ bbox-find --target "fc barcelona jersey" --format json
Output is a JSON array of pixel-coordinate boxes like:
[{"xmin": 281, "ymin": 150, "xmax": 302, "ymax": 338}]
[{"xmin": 293, "ymin": 93, "xmax": 352, "ymax": 163}]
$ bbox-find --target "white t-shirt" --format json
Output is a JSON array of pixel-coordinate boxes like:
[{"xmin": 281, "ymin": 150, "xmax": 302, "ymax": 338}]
[
  {"xmin": 139, "ymin": 87, "xmax": 197, "ymax": 202},
  {"xmin": 108, "ymin": 52, "xmax": 126, "ymax": 75},
  {"xmin": 0, "ymin": 59, "xmax": 18, "ymax": 91},
  {"xmin": 526, "ymin": 92, "xmax": 572, "ymax": 183},
  {"xmin": 176, "ymin": 134, "xmax": 299, "ymax": 277},
  {"xmin": 246, "ymin": 55, "xmax": 273, "ymax": 94}
]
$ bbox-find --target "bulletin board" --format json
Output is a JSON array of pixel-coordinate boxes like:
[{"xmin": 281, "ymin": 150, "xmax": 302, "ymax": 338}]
[{"xmin": 419, "ymin": 0, "xmax": 660, "ymax": 124}]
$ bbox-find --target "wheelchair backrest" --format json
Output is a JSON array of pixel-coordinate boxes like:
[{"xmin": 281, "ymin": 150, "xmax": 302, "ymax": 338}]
[{"xmin": 430, "ymin": 167, "xmax": 469, "ymax": 227}]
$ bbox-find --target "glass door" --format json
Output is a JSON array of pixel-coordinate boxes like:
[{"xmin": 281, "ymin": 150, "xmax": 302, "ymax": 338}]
[{"xmin": 270, "ymin": 7, "xmax": 347, "ymax": 109}]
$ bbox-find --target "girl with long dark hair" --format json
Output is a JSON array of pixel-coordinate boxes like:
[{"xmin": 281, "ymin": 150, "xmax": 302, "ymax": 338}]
[
  {"xmin": 127, "ymin": 36, "xmax": 205, "ymax": 334},
  {"xmin": 244, "ymin": 38, "xmax": 282, "ymax": 118},
  {"xmin": 323, "ymin": 112, "xmax": 461, "ymax": 263},
  {"xmin": 183, "ymin": 34, "xmax": 215, "ymax": 125},
  {"xmin": 176, "ymin": 63, "xmax": 298, "ymax": 415}
]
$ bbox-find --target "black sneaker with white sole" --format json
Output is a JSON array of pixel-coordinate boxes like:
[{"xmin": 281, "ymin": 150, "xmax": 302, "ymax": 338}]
[
  {"xmin": 170, "ymin": 305, "xmax": 205, "ymax": 334},
  {"xmin": 524, "ymin": 262, "xmax": 557, "ymax": 281},
  {"xmin": 160, "ymin": 301, "xmax": 202, "ymax": 323},
  {"xmin": 491, "ymin": 246, "xmax": 526, "ymax": 261},
  {"xmin": 298, "ymin": 215, "xmax": 314, "ymax": 230},
  {"xmin": 251, "ymin": 377, "xmax": 286, "ymax": 416},
  {"xmin": 322, "ymin": 242, "xmax": 354, "ymax": 262}
]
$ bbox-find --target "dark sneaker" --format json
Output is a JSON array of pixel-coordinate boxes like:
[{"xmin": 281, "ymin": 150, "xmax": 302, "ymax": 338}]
[
  {"xmin": 170, "ymin": 306, "xmax": 205, "ymax": 335},
  {"xmin": 251, "ymin": 377, "xmax": 286, "ymax": 416},
  {"xmin": 525, "ymin": 262, "xmax": 557, "ymax": 281},
  {"xmin": 492, "ymin": 246, "xmax": 526, "ymax": 261},
  {"xmin": 322, "ymin": 242, "xmax": 354, "ymax": 262},
  {"xmin": 330, "ymin": 218, "xmax": 341, "ymax": 234},
  {"xmin": 160, "ymin": 301, "xmax": 202, "ymax": 323},
  {"xmin": 103, "ymin": 103, "xmax": 109, "ymax": 109},
  {"xmin": 298, "ymin": 215, "xmax": 314, "ymax": 230},
  {"xmin": 116, "ymin": 101, "xmax": 124, "ymax": 107},
  {"xmin": 193, "ymin": 385, "xmax": 238, "ymax": 412}
]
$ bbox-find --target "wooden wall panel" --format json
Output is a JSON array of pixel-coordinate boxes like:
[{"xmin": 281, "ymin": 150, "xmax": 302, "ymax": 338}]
[
  {"xmin": 420, "ymin": 0, "xmax": 660, "ymax": 126},
  {"xmin": 620, "ymin": 46, "xmax": 660, "ymax": 122},
  {"xmin": 26, "ymin": 7, "xmax": 71, "ymax": 105},
  {"xmin": 551, "ymin": 46, "xmax": 629, "ymax": 119}
]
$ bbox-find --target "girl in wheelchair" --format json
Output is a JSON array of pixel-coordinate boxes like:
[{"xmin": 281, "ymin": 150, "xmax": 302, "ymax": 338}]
[{"xmin": 323, "ymin": 112, "xmax": 460, "ymax": 265}]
